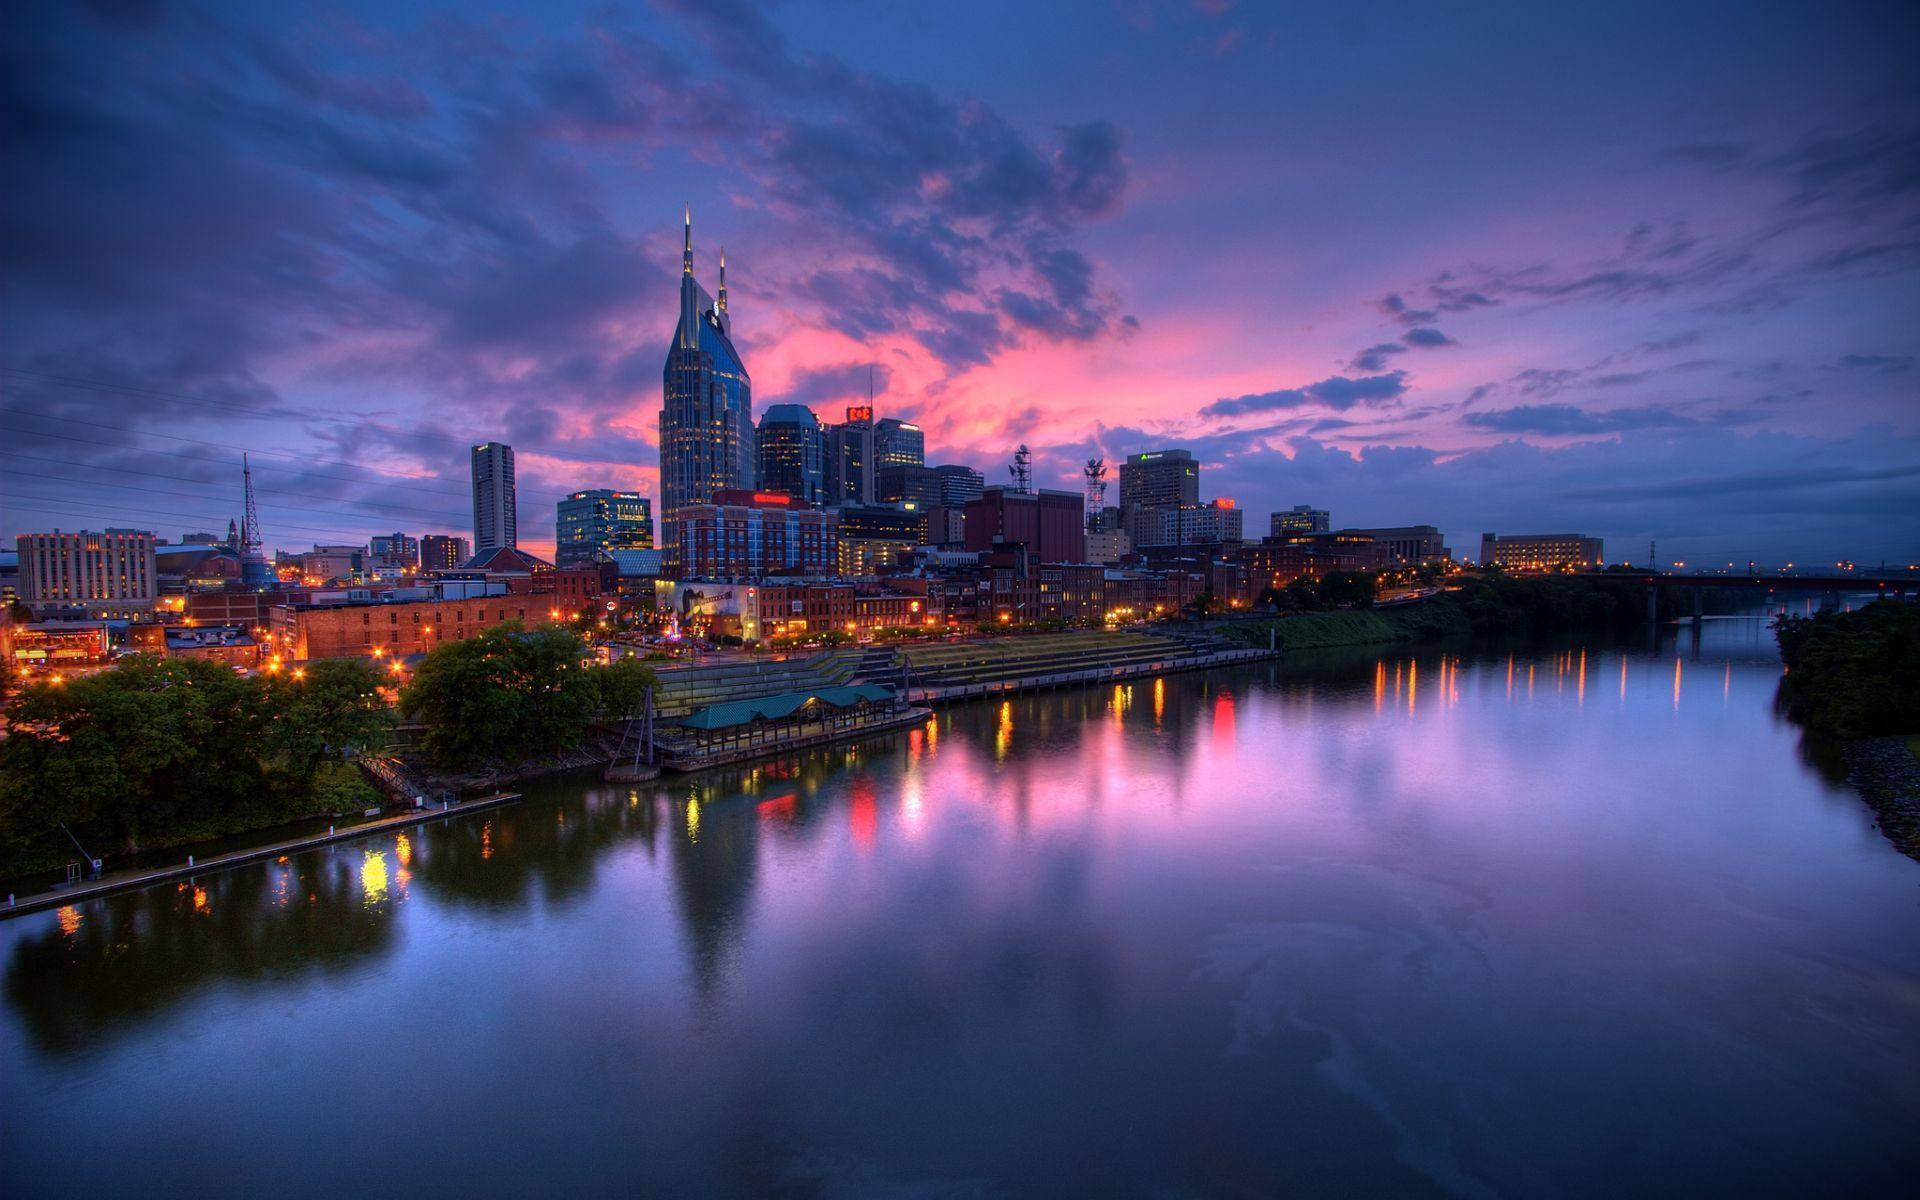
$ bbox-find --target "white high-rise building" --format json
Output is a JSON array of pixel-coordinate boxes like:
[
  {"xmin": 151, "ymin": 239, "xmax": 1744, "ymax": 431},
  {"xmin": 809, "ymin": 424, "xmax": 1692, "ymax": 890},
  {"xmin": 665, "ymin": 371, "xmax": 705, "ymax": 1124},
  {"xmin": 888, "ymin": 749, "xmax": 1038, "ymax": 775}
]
[{"xmin": 471, "ymin": 442, "xmax": 518, "ymax": 553}]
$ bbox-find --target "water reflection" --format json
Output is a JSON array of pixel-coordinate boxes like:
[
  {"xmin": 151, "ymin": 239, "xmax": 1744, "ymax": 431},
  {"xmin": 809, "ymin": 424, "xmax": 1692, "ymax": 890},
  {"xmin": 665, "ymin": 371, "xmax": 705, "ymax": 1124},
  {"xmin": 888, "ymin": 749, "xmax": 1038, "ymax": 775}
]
[{"xmin": 5, "ymin": 617, "xmax": 1916, "ymax": 1198}]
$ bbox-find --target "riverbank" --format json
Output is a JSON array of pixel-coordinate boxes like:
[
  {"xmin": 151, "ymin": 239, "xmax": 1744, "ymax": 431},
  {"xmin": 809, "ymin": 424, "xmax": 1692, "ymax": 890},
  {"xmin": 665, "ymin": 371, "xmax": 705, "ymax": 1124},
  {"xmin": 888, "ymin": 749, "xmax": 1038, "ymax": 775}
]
[
  {"xmin": 0, "ymin": 790, "xmax": 524, "ymax": 919},
  {"xmin": 1839, "ymin": 737, "xmax": 1920, "ymax": 862}
]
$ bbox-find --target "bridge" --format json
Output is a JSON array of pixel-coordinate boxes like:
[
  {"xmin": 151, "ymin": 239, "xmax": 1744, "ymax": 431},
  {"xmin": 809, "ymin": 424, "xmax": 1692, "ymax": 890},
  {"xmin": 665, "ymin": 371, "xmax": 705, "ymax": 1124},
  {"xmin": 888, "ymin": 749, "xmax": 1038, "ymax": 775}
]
[{"xmin": 1570, "ymin": 570, "xmax": 1916, "ymax": 624}]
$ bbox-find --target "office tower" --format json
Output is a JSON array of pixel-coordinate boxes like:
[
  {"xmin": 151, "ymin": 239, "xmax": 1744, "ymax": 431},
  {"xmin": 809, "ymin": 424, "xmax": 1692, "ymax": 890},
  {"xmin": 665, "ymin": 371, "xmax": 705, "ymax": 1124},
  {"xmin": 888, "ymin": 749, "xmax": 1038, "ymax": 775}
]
[
  {"xmin": 824, "ymin": 405, "xmax": 875, "ymax": 505},
  {"xmin": 1126, "ymin": 500, "xmax": 1244, "ymax": 548},
  {"xmin": 1118, "ymin": 449, "xmax": 1199, "ymax": 511},
  {"xmin": 875, "ymin": 464, "xmax": 943, "ymax": 508},
  {"xmin": 756, "ymin": 404, "xmax": 827, "ymax": 504},
  {"xmin": 933, "ymin": 464, "xmax": 985, "ymax": 507},
  {"xmin": 1271, "ymin": 505, "xmax": 1331, "ymax": 536},
  {"xmin": 471, "ymin": 442, "xmax": 517, "ymax": 553},
  {"xmin": 16, "ymin": 529, "xmax": 158, "ymax": 615},
  {"xmin": 369, "ymin": 532, "xmax": 420, "ymax": 576},
  {"xmin": 874, "ymin": 417, "xmax": 925, "ymax": 470},
  {"xmin": 659, "ymin": 211, "xmax": 753, "ymax": 565},
  {"xmin": 420, "ymin": 535, "xmax": 469, "ymax": 573},
  {"xmin": 555, "ymin": 490, "xmax": 654, "ymax": 567}
]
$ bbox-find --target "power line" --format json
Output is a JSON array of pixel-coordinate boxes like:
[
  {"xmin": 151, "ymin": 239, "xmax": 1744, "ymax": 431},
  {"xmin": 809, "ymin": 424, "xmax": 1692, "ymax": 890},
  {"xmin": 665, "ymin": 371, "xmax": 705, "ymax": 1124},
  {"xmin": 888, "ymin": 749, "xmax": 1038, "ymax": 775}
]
[
  {"xmin": 1, "ymin": 467, "xmax": 480, "ymax": 530},
  {"xmin": 0, "ymin": 451, "xmax": 477, "ymax": 527},
  {"xmin": 0, "ymin": 366, "xmax": 660, "ymax": 475},
  {"xmin": 0, "ymin": 420, "xmax": 485, "ymax": 504},
  {"xmin": 0, "ymin": 412, "xmax": 615, "ymax": 507},
  {"xmin": 1, "ymin": 496, "xmax": 464, "ymax": 544}
]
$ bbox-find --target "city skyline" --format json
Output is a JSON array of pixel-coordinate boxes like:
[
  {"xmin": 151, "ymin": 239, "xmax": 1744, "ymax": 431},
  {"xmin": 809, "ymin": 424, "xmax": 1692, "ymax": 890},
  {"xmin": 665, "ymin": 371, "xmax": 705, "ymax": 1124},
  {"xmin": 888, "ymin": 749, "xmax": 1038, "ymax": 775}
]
[{"xmin": 3, "ymin": 1, "xmax": 1918, "ymax": 565}]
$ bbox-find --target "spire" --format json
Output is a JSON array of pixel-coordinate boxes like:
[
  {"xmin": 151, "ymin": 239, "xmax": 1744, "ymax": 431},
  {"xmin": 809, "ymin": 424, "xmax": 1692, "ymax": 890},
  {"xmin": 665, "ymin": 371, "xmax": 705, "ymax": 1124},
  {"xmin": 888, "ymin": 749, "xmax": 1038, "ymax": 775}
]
[
  {"xmin": 716, "ymin": 246, "xmax": 728, "ymax": 313},
  {"xmin": 682, "ymin": 206, "xmax": 693, "ymax": 276}
]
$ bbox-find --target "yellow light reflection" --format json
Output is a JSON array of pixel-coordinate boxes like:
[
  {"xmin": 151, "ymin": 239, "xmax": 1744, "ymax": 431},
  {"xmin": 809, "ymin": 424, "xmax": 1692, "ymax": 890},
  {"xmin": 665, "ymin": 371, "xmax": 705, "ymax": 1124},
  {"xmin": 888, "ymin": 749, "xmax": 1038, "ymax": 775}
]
[
  {"xmin": 57, "ymin": 905, "xmax": 82, "ymax": 936},
  {"xmin": 361, "ymin": 850, "xmax": 389, "ymax": 905},
  {"xmin": 1153, "ymin": 676, "xmax": 1165, "ymax": 727},
  {"xmin": 687, "ymin": 797, "xmax": 701, "ymax": 842},
  {"xmin": 1577, "ymin": 650, "xmax": 1586, "ymax": 707},
  {"xmin": 995, "ymin": 700, "xmax": 1014, "ymax": 761},
  {"xmin": 1672, "ymin": 657, "xmax": 1683, "ymax": 712},
  {"xmin": 1619, "ymin": 657, "xmax": 1628, "ymax": 702},
  {"xmin": 394, "ymin": 831, "xmax": 412, "ymax": 868},
  {"xmin": 1407, "ymin": 659, "xmax": 1417, "ymax": 716}
]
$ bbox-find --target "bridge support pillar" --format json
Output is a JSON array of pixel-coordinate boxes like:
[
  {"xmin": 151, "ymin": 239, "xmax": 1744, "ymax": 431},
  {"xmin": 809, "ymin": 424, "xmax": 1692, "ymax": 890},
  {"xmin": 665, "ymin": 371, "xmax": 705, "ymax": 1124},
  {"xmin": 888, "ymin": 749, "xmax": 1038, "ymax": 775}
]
[{"xmin": 1645, "ymin": 587, "xmax": 1659, "ymax": 625}]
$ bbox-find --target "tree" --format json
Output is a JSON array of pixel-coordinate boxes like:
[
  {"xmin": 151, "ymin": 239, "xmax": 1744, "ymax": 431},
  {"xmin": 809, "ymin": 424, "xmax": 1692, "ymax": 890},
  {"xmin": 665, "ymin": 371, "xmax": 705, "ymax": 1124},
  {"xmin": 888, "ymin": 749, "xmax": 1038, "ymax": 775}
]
[
  {"xmin": 262, "ymin": 659, "xmax": 392, "ymax": 783},
  {"xmin": 594, "ymin": 656, "xmax": 658, "ymax": 722},
  {"xmin": 399, "ymin": 626, "xmax": 601, "ymax": 768},
  {"xmin": 0, "ymin": 655, "xmax": 268, "ymax": 864}
]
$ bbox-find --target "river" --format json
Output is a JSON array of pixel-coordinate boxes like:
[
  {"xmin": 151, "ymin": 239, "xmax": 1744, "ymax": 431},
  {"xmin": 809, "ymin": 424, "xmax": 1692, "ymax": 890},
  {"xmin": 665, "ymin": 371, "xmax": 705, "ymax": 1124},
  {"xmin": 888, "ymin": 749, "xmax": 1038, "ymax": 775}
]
[{"xmin": 3, "ymin": 617, "xmax": 1917, "ymax": 1198}]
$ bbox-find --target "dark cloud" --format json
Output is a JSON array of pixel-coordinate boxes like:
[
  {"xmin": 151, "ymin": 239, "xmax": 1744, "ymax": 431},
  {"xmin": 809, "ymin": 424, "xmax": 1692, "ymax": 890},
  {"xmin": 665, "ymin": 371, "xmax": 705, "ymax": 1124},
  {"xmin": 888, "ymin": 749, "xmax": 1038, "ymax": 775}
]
[
  {"xmin": 1202, "ymin": 372, "xmax": 1407, "ymax": 417},
  {"xmin": 1401, "ymin": 326, "xmax": 1455, "ymax": 348},
  {"xmin": 1837, "ymin": 353, "xmax": 1914, "ymax": 373},
  {"xmin": 779, "ymin": 362, "xmax": 894, "ymax": 410},
  {"xmin": 1350, "ymin": 342, "xmax": 1405, "ymax": 372},
  {"xmin": 1375, "ymin": 293, "xmax": 1438, "ymax": 326},
  {"xmin": 1462, "ymin": 404, "xmax": 1696, "ymax": 436}
]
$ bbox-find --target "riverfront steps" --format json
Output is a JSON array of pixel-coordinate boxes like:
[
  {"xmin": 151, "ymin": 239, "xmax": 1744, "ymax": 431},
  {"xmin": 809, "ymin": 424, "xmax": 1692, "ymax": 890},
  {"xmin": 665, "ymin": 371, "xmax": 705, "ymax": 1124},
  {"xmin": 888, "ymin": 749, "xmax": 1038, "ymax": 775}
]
[{"xmin": 1, "ymin": 791, "xmax": 522, "ymax": 921}]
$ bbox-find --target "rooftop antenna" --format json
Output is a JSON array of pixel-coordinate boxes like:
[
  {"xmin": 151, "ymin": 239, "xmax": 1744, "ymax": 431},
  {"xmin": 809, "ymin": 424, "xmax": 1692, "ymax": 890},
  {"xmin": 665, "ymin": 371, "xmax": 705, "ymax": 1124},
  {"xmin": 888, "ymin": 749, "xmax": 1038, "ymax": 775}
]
[
  {"xmin": 240, "ymin": 453, "xmax": 272, "ymax": 587},
  {"xmin": 1083, "ymin": 457, "xmax": 1107, "ymax": 529},
  {"xmin": 1010, "ymin": 444, "xmax": 1032, "ymax": 494}
]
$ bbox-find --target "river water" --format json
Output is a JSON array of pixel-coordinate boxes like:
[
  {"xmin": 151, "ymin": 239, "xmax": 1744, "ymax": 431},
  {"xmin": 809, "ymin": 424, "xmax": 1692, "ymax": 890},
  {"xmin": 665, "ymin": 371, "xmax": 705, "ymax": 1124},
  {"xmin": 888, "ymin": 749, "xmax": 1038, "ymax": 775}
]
[{"xmin": 3, "ymin": 618, "xmax": 1917, "ymax": 1198}]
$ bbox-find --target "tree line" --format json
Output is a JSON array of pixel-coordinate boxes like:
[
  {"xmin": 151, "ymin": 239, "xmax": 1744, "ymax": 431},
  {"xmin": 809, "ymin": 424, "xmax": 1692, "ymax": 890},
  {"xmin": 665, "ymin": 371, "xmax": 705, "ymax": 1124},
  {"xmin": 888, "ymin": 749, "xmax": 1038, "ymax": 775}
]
[
  {"xmin": 0, "ymin": 626, "xmax": 655, "ymax": 879},
  {"xmin": 1774, "ymin": 600, "xmax": 1920, "ymax": 739}
]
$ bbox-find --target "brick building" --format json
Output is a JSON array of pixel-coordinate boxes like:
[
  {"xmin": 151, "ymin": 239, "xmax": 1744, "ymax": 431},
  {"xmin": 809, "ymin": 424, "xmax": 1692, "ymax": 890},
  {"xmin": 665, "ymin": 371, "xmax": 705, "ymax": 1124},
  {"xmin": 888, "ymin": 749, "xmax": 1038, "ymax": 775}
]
[{"xmin": 267, "ymin": 594, "xmax": 556, "ymax": 661}]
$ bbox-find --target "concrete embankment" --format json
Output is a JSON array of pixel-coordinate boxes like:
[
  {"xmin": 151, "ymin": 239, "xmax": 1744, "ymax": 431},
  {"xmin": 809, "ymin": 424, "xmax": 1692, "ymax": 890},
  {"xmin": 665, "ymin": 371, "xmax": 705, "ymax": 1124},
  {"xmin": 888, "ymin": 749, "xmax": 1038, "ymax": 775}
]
[
  {"xmin": 1, "ymin": 791, "xmax": 523, "ymax": 920},
  {"xmin": 908, "ymin": 645, "xmax": 1272, "ymax": 703}
]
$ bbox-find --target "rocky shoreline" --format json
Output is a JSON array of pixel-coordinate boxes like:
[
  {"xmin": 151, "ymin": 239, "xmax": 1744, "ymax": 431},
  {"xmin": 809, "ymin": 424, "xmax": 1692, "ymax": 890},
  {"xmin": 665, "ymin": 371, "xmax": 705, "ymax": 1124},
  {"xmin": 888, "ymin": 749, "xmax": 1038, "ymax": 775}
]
[{"xmin": 1842, "ymin": 737, "xmax": 1920, "ymax": 862}]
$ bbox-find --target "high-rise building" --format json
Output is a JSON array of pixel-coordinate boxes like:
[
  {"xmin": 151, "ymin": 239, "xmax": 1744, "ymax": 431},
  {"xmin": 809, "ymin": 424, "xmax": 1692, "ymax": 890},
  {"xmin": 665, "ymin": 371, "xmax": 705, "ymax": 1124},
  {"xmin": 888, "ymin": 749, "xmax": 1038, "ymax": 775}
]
[
  {"xmin": 1126, "ymin": 500, "xmax": 1244, "ymax": 548},
  {"xmin": 963, "ymin": 488, "xmax": 1086, "ymax": 563},
  {"xmin": 555, "ymin": 490, "xmax": 653, "ymax": 567},
  {"xmin": 934, "ymin": 464, "xmax": 985, "ymax": 507},
  {"xmin": 17, "ymin": 529, "xmax": 158, "ymax": 616},
  {"xmin": 1118, "ymin": 449, "xmax": 1199, "ymax": 511},
  {"xmin": 1271, "ymin": 505, "xmax": 1331, "ymax": 536},
  {"xmin": 875, "ymin": 464, "xmax": 941, "ymax": 508},
  {"xmin": 1479, "ymin": 533, "xmax": 1603, "ymax": 572},
  {"xmin": 471, "ymin": 442, "xmax": 517, "ymax": 553},
  {"xmin": 756, "ymin": 404, "xmax": 827, "ymax": 505},
  {"xmin": 368, "ymin": 532, "xmax": 419, "ymax": 577},
  {"xmin": 659, "ymin": 211, "xmax": 753, "ymax": 566},
  {"xmin": 835, "ymin": 504, "xmax": 926, "ymax": 576},
  {"xmin": 420, "ymin": 535, "xmax": 469, "ymax": 573},
  {"xmin": 824, "ymin": 406, "xmax": 875, "ymax": 505},
  {"xmin": 874, "ymin": 417, "xmax": 925, "ymax": 470}
]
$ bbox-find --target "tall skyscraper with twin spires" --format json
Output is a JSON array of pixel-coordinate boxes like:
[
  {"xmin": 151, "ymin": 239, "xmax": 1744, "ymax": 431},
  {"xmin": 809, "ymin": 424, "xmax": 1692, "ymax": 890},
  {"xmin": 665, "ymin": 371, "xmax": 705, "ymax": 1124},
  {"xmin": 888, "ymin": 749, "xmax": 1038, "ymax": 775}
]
[{"xmin": 659, "ymin": 209, "xmax": 753, "ymax": 571}]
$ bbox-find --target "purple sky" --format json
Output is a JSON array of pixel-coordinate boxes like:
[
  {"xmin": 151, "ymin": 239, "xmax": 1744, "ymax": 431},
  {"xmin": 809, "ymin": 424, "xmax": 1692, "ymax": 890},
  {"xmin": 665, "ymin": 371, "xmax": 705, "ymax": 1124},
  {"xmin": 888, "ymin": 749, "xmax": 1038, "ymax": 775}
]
[{"xmin": 3, "ymin": 0, "xmax": 1917, "ymax": 565}]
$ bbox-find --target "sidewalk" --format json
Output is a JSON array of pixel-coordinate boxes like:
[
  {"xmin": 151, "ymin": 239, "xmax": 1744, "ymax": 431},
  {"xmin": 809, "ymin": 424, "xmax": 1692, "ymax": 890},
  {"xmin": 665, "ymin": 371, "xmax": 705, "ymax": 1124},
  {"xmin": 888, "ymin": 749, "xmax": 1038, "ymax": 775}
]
[{"xmin": 1, "ymin": 791, "xmax": 524, "ymax": 921}]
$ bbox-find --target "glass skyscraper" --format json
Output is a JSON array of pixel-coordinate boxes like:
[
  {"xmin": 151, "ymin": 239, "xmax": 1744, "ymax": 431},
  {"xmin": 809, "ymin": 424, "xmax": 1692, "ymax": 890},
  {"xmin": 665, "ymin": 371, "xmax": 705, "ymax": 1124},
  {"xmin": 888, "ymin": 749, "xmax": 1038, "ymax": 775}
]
[
  {"xmin": 756, "ymin": 403, "xmax": 827, "ymax": 505},
  {"xmin": 659, "ymin": 211, "xmax": 753, "ymax": 569},
  {"xmin": 874, "ymin": 417, "xmax": 924, "ymax": 470},
  {"xmin": 555, "ymin": 490, "xmax": 653, "ymax": 567}
]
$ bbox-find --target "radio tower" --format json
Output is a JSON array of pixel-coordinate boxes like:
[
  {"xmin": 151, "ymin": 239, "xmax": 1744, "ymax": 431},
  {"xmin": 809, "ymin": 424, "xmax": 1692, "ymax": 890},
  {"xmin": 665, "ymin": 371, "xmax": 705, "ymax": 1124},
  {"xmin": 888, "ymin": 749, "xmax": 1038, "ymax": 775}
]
[
  {"xmin": 1009, "ymin": 444, "xmax": 1033, "ymax": 494},
  {"xmin": 1083, "ymin": 457, "xmax": 1107, "ymax": 530},
  {"xmin": 240, "ymin": 454, "xmax": 272, "ymax": 587}
]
